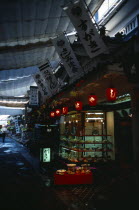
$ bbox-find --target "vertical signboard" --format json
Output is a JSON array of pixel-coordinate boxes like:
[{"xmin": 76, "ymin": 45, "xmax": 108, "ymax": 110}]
[
  {"xmin": 33, "ymin": 73, "xmax": 52, "ymax": 102},
  {"xmin": 52, "ymin": 34, "xmax": 84, "ymax": 82},
  {"xmin": 64, "ymin": 0, "xmax": 107, "ymax": 58},
  {"xmin": 40, "ymin": 148, "xmax": 51, "ymax": 163},
  {"xmin": 38, "ymin": 60, "xmax": 59, "ymax": 95},
  {"xmin": 29, "ymin": 86, "xmax": 39, "ymax": 106},
  {"xmin": 14, "ymin": 117, "xmax": 20, "ymax": 134}
]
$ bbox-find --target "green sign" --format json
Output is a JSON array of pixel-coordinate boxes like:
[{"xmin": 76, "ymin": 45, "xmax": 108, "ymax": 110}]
[{"xmin": 42, "ymin": 148, "xmax": 51, "ymax": 162}]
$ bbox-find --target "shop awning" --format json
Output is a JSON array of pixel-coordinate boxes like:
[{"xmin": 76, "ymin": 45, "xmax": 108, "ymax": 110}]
[{"xmin": 0, "ymin": 0, "xmax": 104, "ymax": 112}]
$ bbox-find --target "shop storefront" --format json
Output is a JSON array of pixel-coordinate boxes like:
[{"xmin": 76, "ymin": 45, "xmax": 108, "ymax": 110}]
[
  {"xmin": 59, "ymin": 110, "xmax": 114, "ymax": 164},
  {"xmin": 53, "ymin": 109, "xmax": 114, "ymax": 185},
  {"xmin": 53, "ymin": 93, "xmax": 133, "ymax": 185}
]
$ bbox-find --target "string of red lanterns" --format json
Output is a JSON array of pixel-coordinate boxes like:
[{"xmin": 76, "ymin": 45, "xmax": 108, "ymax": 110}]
[
  {"xmin": 50, "ymin": 107, "xmax": 69, "ymax": 118},
  {"xmin": 50, "ymin": 87, "xmax": 118, "ymax": 117}
]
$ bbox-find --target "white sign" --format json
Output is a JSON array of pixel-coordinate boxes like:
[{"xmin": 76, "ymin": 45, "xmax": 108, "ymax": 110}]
[
  {"xmin": 43, "ymin": 148, "xmax": 51, "ymax": 162},
  {"xmin": 14, "ymin": 118, "xmax": 20, "ymax": 134},
  {"xmin": 29, "ymin": 86, "xmax": 39, "ymax": 106},
  {"xmin": 38, "ymin": 60, "xmax": 59, "ymax": 95},
  {"xmin": 64, "ymin": 0, "xmax": 107, "ymax": 58},
  {"xmin": 52, "ymin": 34, "xmax": 84, "ymax": 81},
  {"xmin": 33, "ymin": 73, "xmax": 52, "ymax": 102}
]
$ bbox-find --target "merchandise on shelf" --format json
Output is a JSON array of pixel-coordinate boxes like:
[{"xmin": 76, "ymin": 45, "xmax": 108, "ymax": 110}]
[{"xmin": 59, "ymin": 110, "xmax": 114, "ymax": 163}]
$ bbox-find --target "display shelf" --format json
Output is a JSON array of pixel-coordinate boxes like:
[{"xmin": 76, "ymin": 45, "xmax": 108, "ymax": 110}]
[
  {"xmin": 59, "ymin": 110, "xmax": 114, "ymax": 163},
  {"xmin": 61, "ymin": 146, "xmax": 112, "ymax": 152},
  {"xmin": 59, "ymin": 136, "xmax": 113, "ymax": 162},
  {"xmin": 60, "ymin": 139, "xmax": 112, "ymax": 144}
]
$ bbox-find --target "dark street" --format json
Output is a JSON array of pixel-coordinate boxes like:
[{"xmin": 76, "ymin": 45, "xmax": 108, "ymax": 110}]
[
  {"xmin": 0, "ymin": 137, "xmax": 138, "ymax": 210},
  {"xmin": 0, "ymin": 1, "xmax": 139, "ymax": 209},
  {"xmin": 0, "ymin": 137, "xmax": 68, "ymax": 210}
]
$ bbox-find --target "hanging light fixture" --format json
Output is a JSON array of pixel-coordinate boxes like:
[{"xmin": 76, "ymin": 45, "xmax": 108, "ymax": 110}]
[
  {"xmin": 50, "ymin": 111, "xmax": 55, "ymax": 118},
  {"xmin": 75, "ymin": 101, "xmax": 82, "ymax": 111},
  {"xmin": 62, "ymin": 107, "xmax": 68, "ymax": 115},
  {"xmin": 88, "ymin": 94, "xmax": 97, "ymax": 106},
  {"xmin": 55, "ymin": 109, "xmax": 61, "ymax": 116},
  {"xmin": 106, "ymin": 87, "xmax": 117, "ymax": 101}
]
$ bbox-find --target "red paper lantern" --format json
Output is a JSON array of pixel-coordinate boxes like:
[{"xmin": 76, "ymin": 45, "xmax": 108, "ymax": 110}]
[
  {"xmin": 50, "ymin": 111, "xmax": 55, "ymax": 118},
  {"xmin": 88, "ymin": 95, "xmax": 97, "ymax": 106},
  {"xmin": 55, "ymin": 109, "xmax": 61, "ymax": 116},
  {"xmin": 62, "ymin": 107, "xmax": 68, "ymax": 115},
  {"xmin": 106, "ymin": 88, "xmax": 117, "ymax": 101},
  {"xmin": 75, "ymin": 101, "xmax": 82, "ymax": 111}
]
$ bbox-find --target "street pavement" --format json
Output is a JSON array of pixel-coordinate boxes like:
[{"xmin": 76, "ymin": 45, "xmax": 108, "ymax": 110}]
[
  {"xmin": 0, "ymin": 137, "xmax": 67, "ymax": 210},
  {"xmin": 0, "ymin": 137, "xmax": 138, "ymax": 210}
]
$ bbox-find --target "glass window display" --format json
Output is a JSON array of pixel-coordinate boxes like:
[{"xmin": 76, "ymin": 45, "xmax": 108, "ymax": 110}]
[{"xmin": 59, "ymin": 111, "xmax": 114, "ymax": 163}]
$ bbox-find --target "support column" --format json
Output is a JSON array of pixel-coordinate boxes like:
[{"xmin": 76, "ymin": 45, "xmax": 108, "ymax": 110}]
[
  {"xmin": 130, "ymin": 85, "xmax": 139, "ymax": 191},
  {"xmin": 106, "ymin": 111, "xmax": 115, "ymax": 160}
]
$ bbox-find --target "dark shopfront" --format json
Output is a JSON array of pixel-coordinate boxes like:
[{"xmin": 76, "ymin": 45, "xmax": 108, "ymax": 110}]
[
  {"xmin": 48, "ymin": 98, "xmax": 134, "ymax": 186},
  {"xmin": 25, "ymin": 86, "xmax": 135, "ymax": 188},
  {"xmin": 114, "ymin": 107, "xmax": 133, "ymax": 166},
  {"xmin": 60, "ymin": 103, "xmax": 133, "ymax": 165},
  {"xmin": 24, "ymin": 93, "xmax": 136, "ymax": 192}
]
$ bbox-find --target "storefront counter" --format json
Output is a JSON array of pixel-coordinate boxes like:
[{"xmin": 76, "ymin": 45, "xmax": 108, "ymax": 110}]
[{"xmin": 54, "ymin": 172, "xmax": 93, "ymax": 185}]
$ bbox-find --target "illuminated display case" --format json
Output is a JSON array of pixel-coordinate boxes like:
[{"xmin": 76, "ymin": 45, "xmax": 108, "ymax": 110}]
[{"xmin": 59, "ymin": 111, "xmax": 114, "ymax": 163}]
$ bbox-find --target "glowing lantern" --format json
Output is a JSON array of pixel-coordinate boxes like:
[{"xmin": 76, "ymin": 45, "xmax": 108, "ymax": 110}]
[
  {"xmin": 50, "ymin": 111, "xmax": 55, "ymax": 118},
  {"xmin": 88, "ymin": 95, "xmax": 97, "ymax": 106},
  {"xmin": 106, "ymin": 88, "xmax": 117, "ymax": 101},
  {"xmin": 62, "ymin": 107, "xmax": 68, "ymax": 115},
  {"xmin": 55, "ymin": 109, "xmax": 61, "ymax": 116},
  {"xmin": 75, "ymin": 101, "xmax": 82, "ymax": 111}
]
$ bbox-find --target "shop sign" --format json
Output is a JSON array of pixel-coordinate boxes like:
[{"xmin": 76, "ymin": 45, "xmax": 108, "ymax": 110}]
[
  {"xmin": 64, "ymin": 0, "xmax": 107, "ymax": 58},
  {"xmin": 14, "ymin": 118, "xmax": 20, "ymax": 134},
  {"xmin": 75, "ymin": 101, "xmax": 82, "ymax": 111},
  {"xmin": 41, "ymin": 148, "xmax": 51, "ymax": 163},
  {"xmin": 33, "ymin": 72, "xmax": 52, "ymax": 102},
  {"xmin": 38, "ymin": 60, "xmax": 59, "ymax": 95},
  {"xmin": 29, "ymin": 86, "xmax": 39, "ymax": 106},
  {"xmin": 52, "ymin": 34, "xmax": 84, "ymax": 81},
  {"xmin": 106, "ymin": 88, "xmax": 117, "ymax": 101},
  {"xmin": 88, "ymin": 95, "xmax": 97, "ymax": 106}
]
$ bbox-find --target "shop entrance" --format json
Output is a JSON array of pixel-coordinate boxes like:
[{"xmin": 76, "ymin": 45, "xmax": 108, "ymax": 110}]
[{"xmin": 114, "ymin": 110, "xmax": 133, "ymax": 167}]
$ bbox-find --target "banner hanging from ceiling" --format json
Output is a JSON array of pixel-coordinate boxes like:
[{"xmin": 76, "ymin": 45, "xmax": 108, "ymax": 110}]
[
  {"xmin": 33, "ymin": 73, "xmax": 52, "ymax": 102},
  {"xmin": 29, "ymin": 86, "xmax": 39, "ymax": 106},
  {"xmin": 52, "ymin": 34, "xmax": 84, "ymax": 82},
  {"xmin": 38, "ymin": 60, "xmax": 59, "ymax": 95},
  {"xmin": 64, "ymin": 0, "xmax": 107, "ymax": 58}
]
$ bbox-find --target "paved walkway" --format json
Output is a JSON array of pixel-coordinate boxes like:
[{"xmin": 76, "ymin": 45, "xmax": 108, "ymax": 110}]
[
  {"xmin": 0, "ymin": 137, "xmax": 138, "ymax": 210},
  {"xmin": 0, "ymin": 137, "xmax": 67, "ymax": 210}
]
